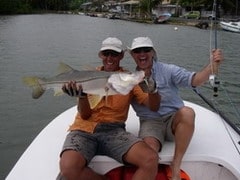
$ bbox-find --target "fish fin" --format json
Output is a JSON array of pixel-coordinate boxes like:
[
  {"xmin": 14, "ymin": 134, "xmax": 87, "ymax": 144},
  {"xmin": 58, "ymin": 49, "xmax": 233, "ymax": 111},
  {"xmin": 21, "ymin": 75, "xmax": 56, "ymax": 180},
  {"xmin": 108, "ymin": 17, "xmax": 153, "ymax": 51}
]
[
  {"xmin": 57, "ymin": 62, "xmax": 74, "ymax": 74},
  {"xmin": 105, "ymin": 89, "xmax": 109, "ymax": 105},
  {"xmin": 87, "ymin": 95, "xmax": 103, "ymax": 109},
  {"xmin": 53, "ymin": 88, "xmax": 64, "ymax": 96},
  {"xmin": 22, "ymin": 77, "xmax": 45, "ymax": 99},
  {"xmin": 82, "ymin": 65, "xmax": 97, "ymax": 71}
]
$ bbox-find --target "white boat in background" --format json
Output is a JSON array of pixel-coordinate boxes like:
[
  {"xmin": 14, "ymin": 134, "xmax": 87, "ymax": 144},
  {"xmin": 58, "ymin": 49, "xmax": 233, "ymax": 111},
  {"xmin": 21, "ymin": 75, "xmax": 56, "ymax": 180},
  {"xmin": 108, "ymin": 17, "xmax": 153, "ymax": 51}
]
[
  {"xmin": 5, "ymin": 93, "xmax": 240, "ymax": 179},
  {"xmin": 220, "ymin": 21, "xmax": 240, "ymax": 33}
]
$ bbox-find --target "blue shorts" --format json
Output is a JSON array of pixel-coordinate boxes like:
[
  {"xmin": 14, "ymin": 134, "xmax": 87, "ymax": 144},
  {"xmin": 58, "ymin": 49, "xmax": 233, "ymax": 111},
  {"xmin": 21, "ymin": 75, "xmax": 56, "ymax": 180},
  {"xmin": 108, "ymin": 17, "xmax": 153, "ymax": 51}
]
[
  {"xmin": 139, "ymin": 113, "xmax": 175, "ymax": 147},
  {"xmin": 60, "ymin": 122, "xmax": 142, "ymax": 164}
]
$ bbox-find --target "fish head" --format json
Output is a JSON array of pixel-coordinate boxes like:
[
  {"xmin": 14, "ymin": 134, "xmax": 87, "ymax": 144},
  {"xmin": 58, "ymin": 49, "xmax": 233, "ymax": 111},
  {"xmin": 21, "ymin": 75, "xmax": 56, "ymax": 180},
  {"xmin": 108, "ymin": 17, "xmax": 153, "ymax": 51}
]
[
  {"xmin": 107, "ymin": 71, "xmax": 145, "ymax": 95},
  {"xmin": 119, "ymin": 70, "xmax": 145, "ymax": 83}
]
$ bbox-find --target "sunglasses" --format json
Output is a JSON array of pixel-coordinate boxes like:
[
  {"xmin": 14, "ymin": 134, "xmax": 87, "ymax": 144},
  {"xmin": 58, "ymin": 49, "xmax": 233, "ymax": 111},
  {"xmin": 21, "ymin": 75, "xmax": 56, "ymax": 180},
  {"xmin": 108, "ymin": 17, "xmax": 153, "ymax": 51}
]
[
  {"xmin": 102, "ymin": 50, "xmax": 121, "ymax": 57},
  {"xmin": 132, "ymin": 47, "xmax": 152, "ymax": 54}
]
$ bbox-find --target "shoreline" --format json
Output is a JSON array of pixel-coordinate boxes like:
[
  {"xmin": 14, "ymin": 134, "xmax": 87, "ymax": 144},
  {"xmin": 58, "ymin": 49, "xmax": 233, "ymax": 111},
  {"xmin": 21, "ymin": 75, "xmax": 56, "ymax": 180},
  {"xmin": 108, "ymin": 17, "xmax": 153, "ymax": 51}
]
[
  {"xmin": 0, "ymin": 11, "xmax": 218, "ymax": 29},
  {"xmin": 80, "ymin": 12, "xmax": 219, "ymax": 29}
]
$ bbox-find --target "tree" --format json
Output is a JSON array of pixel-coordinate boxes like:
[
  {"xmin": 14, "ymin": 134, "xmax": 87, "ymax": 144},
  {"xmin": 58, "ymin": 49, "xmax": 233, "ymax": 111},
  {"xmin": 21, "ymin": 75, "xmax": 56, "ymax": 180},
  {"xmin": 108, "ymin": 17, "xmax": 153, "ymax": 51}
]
[
  {"xmin": 139, "ymin": 0, "xmax": 161, "ymax": 18},
  {"xmin": 173, "ymin": 0, "xmax": 239, "ymax": 15},
  {"xmin": 1, "ymin": 0, "xmax": 238, "ymax": 15},
  {"xmin": 0, "ymin": 0, "xmax": 32, "ymax": 14}
]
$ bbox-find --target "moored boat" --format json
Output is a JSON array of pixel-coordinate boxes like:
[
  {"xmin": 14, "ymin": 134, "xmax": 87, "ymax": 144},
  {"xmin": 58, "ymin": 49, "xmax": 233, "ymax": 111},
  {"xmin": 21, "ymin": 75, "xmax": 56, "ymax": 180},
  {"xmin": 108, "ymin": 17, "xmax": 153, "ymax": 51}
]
[
  {"xmin": 154, "ymin": 13, "xmax": 171, "ymax": 24},
  {"xmin": 5, "ymin": 99, "xmax": 240, "ymax": 179},
  {"xmin": 220, "ymin": 21, "xmax": 240, "ymax": 33}
]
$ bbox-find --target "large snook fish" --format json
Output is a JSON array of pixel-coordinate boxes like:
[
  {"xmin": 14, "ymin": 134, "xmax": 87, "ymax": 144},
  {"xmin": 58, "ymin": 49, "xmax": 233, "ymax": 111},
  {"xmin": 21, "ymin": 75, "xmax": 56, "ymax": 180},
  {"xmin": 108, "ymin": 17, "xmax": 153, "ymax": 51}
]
[{"xmin": 23, "ymin": 63, "xmax": 145, "ymax": 108}]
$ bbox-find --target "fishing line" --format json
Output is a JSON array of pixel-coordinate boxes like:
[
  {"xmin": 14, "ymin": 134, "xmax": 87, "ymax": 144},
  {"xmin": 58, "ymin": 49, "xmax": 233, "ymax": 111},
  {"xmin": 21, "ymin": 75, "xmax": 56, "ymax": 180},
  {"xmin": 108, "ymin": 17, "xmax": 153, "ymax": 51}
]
[
  {"xmin": 204, "ymin": 81, "xmax": 240, "ymax": 120},
  {"xmin": 220, "ymin": 83, "xmax": 240, "ymax": 119},
  {"xmin": 193, "ymin": 88, "xmax": 240, "ymax": 135},
  {"xmin": 208, "ymin": 0, "xmax": 240, "ymax": 123},
  {"xmin": 194, "ymin": 86, "xmax": 240, "ymax": 155},
  {"xmin": 196, "ymin": 0, "xmax": 240, "ymax": 156},
  {"xmin": 216, "ymin": 91, "xmax": 240, "ymax": 156},
  {"xmin": 209, "ymin": 0, "xmax": 217, "ymax": 66},
  {"xmin": 222, "ymin": 123, "xmax": 240, "ymax": 156}
]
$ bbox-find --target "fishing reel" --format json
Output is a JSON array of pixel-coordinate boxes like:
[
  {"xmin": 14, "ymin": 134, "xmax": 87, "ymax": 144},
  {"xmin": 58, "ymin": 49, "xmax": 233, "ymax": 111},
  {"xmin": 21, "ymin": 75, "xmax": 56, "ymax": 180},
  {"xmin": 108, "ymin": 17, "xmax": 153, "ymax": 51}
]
[{"xmin": 209, "ymin": 74, "xmax": 220, "ymax": 97}]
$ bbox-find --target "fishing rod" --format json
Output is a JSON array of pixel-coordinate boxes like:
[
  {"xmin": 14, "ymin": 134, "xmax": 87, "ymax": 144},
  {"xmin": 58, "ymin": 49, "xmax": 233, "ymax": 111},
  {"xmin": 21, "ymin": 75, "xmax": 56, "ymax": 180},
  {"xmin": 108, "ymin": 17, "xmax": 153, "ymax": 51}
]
[
  {"xmin": 193, "ymin": 88, "xmax": 240, "ymax": 136},
  {"xmin": 209, "ymin": 0, "xmax": 220, "ymax": 97},
  {"xmin": 200, "ymin": 0, "xmax": 240, "ymax": 136}
]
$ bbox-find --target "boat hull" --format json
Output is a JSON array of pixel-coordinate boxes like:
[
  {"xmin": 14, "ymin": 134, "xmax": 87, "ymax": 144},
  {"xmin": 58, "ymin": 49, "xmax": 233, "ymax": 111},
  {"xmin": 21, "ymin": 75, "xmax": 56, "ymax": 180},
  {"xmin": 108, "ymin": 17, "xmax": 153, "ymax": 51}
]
[
  {"xmin": 220, "ymin": 21, "xmax": 240, "ymax": 33},
  {"xmin": 6, "ymin": 101, "xmax": 240, "ymax": 180},
  {"xmin": 154, "ymin": 13, "xmax": 171, "ymax": 24}
]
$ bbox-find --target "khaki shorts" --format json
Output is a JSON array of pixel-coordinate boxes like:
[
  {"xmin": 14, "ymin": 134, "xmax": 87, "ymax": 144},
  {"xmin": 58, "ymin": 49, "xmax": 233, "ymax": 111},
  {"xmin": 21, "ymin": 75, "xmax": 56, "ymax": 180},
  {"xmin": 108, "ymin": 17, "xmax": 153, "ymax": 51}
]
[
  {"xmin": 60, "ymin": 122, "xmax": 142, "ymax": 164},
  {"xmin": 139, "ymin": 113, "xmax": 175, "ymax": 147}
]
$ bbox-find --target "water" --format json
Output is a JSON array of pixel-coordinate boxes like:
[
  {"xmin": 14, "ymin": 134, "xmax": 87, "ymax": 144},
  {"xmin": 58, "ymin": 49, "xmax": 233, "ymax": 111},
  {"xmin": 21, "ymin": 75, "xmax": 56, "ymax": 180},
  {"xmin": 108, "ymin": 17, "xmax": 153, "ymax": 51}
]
[{"xmin": 0, "ymin": 14, "xmax": 240, "ymax": 179}]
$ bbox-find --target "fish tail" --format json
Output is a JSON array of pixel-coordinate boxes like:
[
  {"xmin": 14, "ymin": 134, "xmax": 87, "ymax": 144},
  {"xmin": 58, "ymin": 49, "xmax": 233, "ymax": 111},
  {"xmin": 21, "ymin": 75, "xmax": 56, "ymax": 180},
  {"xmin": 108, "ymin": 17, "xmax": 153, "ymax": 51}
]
[{"xmin": 22, "ymin": 76, "xmax": 45, "ymax": 99}]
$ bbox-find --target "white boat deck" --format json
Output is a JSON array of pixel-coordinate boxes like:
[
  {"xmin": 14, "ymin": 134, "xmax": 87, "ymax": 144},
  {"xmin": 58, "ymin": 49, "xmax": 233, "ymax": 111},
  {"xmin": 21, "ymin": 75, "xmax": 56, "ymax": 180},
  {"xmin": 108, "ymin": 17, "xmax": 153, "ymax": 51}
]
[{"xmin": 6, "ymin": 101, "xmax": 240, "ymax": 180}]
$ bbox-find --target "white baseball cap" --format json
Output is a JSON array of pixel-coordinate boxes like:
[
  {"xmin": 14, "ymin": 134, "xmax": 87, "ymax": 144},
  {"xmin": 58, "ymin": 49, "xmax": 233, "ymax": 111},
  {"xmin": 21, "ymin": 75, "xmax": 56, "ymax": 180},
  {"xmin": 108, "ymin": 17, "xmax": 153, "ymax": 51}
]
[
  {"xmin": 129, "ymin": 37, "xmax": 154, "ymax": 50},
  {"xmin": 100, "ymin": 37, "xmax": 123, "ymax": 53}
]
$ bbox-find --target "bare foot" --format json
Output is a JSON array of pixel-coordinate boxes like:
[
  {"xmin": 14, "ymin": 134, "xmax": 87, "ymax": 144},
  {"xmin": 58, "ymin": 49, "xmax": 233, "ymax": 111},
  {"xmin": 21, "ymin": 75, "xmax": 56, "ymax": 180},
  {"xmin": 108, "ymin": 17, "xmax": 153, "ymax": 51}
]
[{"xmin": 167, "ymin": 165, "xmax": 181, "ymax": 180}]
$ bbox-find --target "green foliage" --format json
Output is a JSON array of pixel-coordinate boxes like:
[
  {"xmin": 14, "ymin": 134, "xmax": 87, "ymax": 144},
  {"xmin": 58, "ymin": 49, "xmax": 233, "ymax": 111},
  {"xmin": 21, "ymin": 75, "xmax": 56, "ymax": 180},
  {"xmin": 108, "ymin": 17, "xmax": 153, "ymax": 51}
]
[
  {"xmin": 139, "ymin": 0, "xmax": 161, "ymax": 18},
  {"xmin": 69, "ymin": 0, "xmax": 84, "ymax": 10},
  {"xmin": 177, "ymin": 0, "xmax": 238, "ymax": 14},
  {"xmin": 139, "ymin": 0, "xmax": 151, "ymax": 17},
  {"xmin": 0, "ymin": 0, "xmax": 239, "ymax": 15},
  {"xmin": 16, "ymin": 3, "xmax": 33, "ymax": 14},
  {"xmin": 0, "ymin": 0, "xmax": 32, "ymax": 14},
  {"xmin": 0, "ymin": 0, "xmax": 19, "ymax": 14}
]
